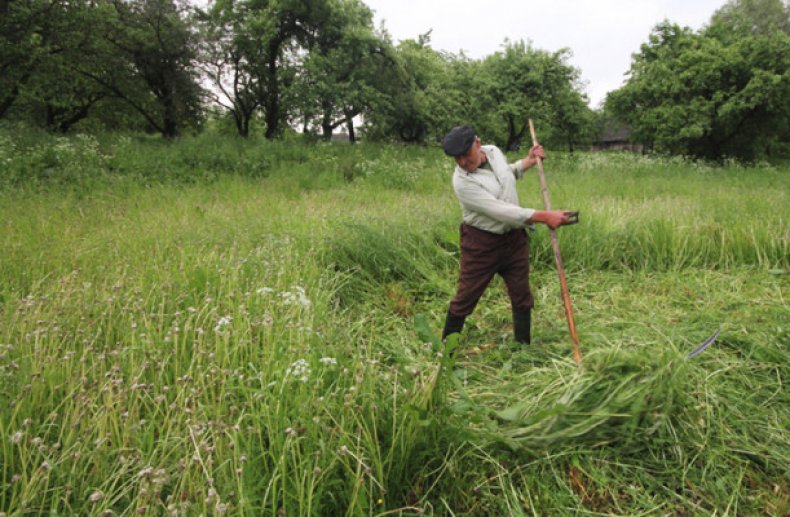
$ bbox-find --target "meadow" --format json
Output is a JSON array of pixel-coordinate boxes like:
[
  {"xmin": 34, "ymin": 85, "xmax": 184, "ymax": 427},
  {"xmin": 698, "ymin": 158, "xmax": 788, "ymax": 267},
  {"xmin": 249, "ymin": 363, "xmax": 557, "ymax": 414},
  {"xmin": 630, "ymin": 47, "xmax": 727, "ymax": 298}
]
[{"xmin": 0, "ymin": 128, "xmax": 787, "ymax": 516}]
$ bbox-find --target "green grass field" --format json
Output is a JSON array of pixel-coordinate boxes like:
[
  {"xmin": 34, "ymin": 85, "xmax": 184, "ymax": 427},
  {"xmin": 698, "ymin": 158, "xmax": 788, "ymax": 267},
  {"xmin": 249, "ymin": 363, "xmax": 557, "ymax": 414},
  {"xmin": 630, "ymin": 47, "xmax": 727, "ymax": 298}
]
[{"xmin": 1, "ymin": 130, "xmax": 788, "ymax": 515}]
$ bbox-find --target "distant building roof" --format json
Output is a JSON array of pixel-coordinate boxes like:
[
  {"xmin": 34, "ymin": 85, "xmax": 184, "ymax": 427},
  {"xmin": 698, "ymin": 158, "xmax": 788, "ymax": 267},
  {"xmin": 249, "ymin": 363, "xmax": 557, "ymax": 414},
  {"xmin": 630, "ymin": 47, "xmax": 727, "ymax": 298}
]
[{"xmin": 597, "ymin": 119, "xmax": 632, "ymax": 143}]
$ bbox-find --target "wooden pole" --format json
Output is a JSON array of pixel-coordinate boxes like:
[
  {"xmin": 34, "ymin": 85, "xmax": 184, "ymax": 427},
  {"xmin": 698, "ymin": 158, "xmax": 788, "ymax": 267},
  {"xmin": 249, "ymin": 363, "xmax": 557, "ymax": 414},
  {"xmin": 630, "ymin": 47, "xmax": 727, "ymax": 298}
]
[{"xmin": 528, "ymin": 119, "xmax": 582, "ymax": 366}]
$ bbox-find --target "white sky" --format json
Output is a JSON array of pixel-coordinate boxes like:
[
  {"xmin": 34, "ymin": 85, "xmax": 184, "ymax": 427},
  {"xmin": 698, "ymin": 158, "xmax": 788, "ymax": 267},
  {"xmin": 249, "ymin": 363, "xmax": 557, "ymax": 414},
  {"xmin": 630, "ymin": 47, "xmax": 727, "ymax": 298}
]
[{"xmin": 362, "ymin": 0, "xmax": 729, "ymax": 108}]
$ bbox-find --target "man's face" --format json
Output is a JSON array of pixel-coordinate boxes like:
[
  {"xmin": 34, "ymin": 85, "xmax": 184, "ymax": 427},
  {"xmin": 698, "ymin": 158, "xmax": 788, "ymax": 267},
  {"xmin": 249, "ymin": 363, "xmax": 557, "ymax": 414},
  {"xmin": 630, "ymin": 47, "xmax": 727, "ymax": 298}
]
[{"xmin": 454, "ymin": 137, "xmax": 484, "ymax": 172}]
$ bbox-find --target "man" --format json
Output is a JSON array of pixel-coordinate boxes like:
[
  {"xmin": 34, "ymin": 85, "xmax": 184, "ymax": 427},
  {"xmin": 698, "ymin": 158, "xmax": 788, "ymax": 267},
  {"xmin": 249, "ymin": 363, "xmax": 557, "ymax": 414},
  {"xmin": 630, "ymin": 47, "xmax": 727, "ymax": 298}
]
[{"xmin": 441, "ymin": 125, "xmax": 576, "ymax": 344}]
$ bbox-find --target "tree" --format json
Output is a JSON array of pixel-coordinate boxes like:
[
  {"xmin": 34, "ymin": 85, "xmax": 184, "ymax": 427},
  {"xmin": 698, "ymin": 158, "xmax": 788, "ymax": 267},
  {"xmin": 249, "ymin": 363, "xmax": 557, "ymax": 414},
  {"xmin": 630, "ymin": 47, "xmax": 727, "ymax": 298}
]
[
  {"xmin": 25, "ymin": 57, "xmax": 108, "ymax": 132},
  {"xmin": 196, "ymin": 0, "xmax": 259, "ymax": 137},
  {"xmin": 13, "ymin": 0, "xmax": 113, "ymax": 132},
  {"xmin": 77, "ymin": 0, "xmax": 205, "ymax": 138},
  {"xmin": 205, "ymin": 0, "xmax": 344, "ymax": 139},
  {"xmin": 254, "ymin": 0, "xmax": 333, "ymax": 139},
  {"xmin": 0, "ymin": 0, "xmax": 88, "ymax": 120},
  {"xmin": 707, "ymin": 0, "xmax": 790, "ymax": 43},
  {"xmin": 381, "ymin": 35, "xmax": 448, "ymax": 143},
  {"xmin": 363, "ymin": 33, "xmax": 475, "ymax": 144},
  {"xmin": 293, "ymin": 0, "xmax": 393, "ymax": 142},
  {"xmin": 479, "ymin": 41, "xmax": 591, "ymax": 152},
  {"xmin": 607, "ymin": 20, "xmax": 790, "ymax": 160}
]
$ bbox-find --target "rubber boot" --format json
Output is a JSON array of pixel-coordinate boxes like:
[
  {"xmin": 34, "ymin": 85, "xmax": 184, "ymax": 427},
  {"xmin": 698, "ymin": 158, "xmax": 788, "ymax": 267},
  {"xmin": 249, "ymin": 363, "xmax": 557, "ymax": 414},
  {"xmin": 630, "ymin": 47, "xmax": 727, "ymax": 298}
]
[
  {"xmin": 513, "ymin": 308, "xmax": 531, "ymax": 344},
  {"xmin": 441, "ymin": 311, "xmax": 466, "ymax": 340}
]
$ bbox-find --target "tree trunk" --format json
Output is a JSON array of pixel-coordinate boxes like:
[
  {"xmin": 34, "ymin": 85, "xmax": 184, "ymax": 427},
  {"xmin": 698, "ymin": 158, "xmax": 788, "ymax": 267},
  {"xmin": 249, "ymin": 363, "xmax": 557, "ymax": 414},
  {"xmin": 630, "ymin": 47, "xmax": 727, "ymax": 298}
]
[
  {"xmin": 505, "ymin": 115, "xmax": 526, "ymax": 151},
  {"xmin": 46, "ymin": 105, "xmax": 87, "ymax": 133},
  {"xmin": 343, "ymin": 108, "xmax": 356, "ymax": 143},
  {"xmin": 162, "ymin": 95, "xmax": 179, "ymax": 139},
  {"xmin": 346, "ymin": 117, "xmax": 356, "ymax": 143},
  {"xmin": 321, "ymin": 101, "xmax": 333, "ymax": 141},
  {"xmin": 264, "ymin": 98, "xmax": 280, "ymax": 139},
  {"xmin": 263, "ymin": 48, "xmax": 281, "ymax": 140},
  {"xmin": 0, "ymin": 83, "xmax": 21, "ymax": 119},
  {"xmin": 232, "ymin": 110, "xmax": 244, "ymax": 136},
  {"xmin": 240, "ymin": 112, "xmax": 250, "ymax": 138}
]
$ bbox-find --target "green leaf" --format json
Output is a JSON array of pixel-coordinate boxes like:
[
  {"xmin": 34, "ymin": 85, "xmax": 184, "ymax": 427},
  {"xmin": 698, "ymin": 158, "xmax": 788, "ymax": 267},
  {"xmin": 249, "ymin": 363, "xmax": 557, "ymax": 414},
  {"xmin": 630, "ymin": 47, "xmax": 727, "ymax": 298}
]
[{"xmin": 413, "ymin": 313, "xmax": 441, "ymax": 351}]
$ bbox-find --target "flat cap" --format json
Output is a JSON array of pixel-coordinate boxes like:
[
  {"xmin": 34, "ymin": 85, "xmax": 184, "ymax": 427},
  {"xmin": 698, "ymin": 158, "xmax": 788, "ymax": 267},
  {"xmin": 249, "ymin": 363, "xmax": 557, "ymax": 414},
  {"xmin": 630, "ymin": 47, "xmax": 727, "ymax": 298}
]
[{"xmin": 442, "ymin": 125, "xmax": 476, "ymax": 156}]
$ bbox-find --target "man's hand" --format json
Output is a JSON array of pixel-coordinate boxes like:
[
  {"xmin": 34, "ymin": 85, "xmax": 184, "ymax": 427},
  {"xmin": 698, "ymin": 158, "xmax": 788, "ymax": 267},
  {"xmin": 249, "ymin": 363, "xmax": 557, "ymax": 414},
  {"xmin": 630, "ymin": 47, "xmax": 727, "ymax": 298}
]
[
  {"xmin": 522, "ymin": 144, "xmax": 545, "ymax": 169},
  {"xmin": 528, "ymin": 210, "xmax": 577, "ymax": 230}
]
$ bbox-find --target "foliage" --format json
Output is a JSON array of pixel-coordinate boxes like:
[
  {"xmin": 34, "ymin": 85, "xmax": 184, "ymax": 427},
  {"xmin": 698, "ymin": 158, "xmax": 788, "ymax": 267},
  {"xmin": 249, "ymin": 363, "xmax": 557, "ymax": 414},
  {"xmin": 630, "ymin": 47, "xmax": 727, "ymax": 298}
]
[
  {"xmin": 607, "ymin": 1, "xmax": 790, "ymax": 161},
  {"xmin": 0, "ymin": 0, "xmax": 205, "ymax": 137},
  {"xmin": 362, "ymin": 33, "xmax": 472, "ymax": 145},
  {"xmin": 0, "ymin": 0, "xmax": 89, "ymax": 120},
  {"xmin": 291, "ymin": 0, "xmax": 394, "ymax": 141},
  {"xmin": 361, "ymin": 38, "xmax": 594, "ymax": 151},
  {"xmin": 477, "ymin": 40, "xmax": 593, "ymax": 152},
  {"xmin": 707, "ymin": 0, "xmax": 790, "ymax": 43},
  {"xmin": 97, "ymin": 0, "xmax": 206, "ymax": 138},
  {"xmin": 195, "ymin": 0, "xmax": 261, "ymax": 137},
  {"xmin": 0, "ymin": 0, "xmax": 107, "ymax": 131},
  {"xmin": 2, "ymin": 0, "xmax": 789, "ymax": 161}
]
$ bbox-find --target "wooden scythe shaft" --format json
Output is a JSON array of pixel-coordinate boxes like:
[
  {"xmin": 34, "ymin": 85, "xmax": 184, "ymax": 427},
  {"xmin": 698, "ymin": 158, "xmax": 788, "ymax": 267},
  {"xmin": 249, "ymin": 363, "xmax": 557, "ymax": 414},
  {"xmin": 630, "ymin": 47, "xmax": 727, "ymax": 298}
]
[{"xmin": 528, "ymin": 119, "xmax": 582, "ymax": 365}]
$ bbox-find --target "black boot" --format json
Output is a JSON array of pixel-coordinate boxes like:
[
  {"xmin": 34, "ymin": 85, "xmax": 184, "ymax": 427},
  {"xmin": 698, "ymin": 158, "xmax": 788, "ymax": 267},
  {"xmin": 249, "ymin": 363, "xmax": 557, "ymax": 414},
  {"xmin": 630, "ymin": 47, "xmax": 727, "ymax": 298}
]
[
  {"xmin": 513, "ymin": 308, "xmax": 531, "ymax": 344},
  {"xmin": 442, "ymin": 311, "xmax": 466, "ymax": 340}
]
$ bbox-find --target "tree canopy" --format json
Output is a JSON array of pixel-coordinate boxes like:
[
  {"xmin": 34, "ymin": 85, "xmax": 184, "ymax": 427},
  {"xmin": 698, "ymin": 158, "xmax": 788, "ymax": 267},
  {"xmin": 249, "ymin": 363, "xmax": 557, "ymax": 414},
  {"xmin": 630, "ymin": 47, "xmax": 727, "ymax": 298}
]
[
  {"xmin": 606, "ymin": 0, "xmax": 790, "ymax": 160},
  {"xmin": 0, "ymin": 0, "xmax": 593, "ymax": 148},
  {"xmin": 2, "ymin": 0, "xmax": 787, "ymax": 160}
]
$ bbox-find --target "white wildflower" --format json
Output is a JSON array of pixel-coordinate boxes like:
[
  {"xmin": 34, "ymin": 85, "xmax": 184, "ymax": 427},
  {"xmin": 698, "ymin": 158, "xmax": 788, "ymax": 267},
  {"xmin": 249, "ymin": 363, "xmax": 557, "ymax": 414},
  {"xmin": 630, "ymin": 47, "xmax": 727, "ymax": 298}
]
[
  {"xmin": 285, "ymin": 359, "xmax": 311, "ymax": 382},
  {"xmin": 256, "ymin": 287, "xmax": 274, "ymax": 296},
  {"xmin": 10, "ymin": 431, "xmax": 23, "ymax": 444},
  {"xmin": 281, "ymin": 286, "xmax": 311, "ymax": 309},
  {"xmin": 319, "ymin": 357, "xmax": 337, "ymax": 366},
  {"xmin": 89, "ymin": 491, "xmax": 104, "ymax": 503},
  {"xmin": 214, "ymin": 315, "xmax": 232, "ymax": 332}
]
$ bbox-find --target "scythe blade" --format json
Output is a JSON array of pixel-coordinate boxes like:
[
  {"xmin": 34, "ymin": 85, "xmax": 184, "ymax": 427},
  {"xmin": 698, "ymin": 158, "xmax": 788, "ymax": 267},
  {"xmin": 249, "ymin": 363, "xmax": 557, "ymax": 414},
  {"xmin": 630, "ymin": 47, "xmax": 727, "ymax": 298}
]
[{"xmin": 687, "ymin": 326, "xmax": 722, "ymax": 359}]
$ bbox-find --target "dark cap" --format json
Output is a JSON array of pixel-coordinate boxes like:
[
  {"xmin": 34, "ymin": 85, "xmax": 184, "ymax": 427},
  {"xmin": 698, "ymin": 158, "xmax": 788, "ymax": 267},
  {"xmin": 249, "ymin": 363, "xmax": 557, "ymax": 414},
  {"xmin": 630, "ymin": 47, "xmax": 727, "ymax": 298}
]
[{"xmin": 442, "ymin": 125, "xmax": 476, "ymax": 156}]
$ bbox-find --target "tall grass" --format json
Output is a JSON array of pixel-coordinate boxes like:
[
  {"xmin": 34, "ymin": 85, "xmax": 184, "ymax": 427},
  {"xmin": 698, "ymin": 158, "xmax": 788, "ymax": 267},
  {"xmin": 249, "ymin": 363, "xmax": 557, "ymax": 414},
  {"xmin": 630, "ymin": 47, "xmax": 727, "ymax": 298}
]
[{"xmin": 0, "ymin": 128, "xmax": 788, "ymax": 515}]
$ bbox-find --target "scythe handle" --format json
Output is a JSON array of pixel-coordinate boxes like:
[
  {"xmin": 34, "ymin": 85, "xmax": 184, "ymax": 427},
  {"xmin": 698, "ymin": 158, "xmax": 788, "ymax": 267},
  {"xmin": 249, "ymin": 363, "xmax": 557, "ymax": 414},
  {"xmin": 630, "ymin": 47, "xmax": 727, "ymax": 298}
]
[{"xmin": 528, "ymin": 119, "xmax": 582, "ymax": 366}]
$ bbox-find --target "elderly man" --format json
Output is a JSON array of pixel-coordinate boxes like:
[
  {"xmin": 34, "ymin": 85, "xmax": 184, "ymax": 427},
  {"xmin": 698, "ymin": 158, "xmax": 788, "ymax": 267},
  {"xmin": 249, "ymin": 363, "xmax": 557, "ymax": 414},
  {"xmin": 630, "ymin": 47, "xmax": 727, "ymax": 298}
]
[{"xmin": 441, "ymin": 125, "xmax": 576, "ymax": 344}]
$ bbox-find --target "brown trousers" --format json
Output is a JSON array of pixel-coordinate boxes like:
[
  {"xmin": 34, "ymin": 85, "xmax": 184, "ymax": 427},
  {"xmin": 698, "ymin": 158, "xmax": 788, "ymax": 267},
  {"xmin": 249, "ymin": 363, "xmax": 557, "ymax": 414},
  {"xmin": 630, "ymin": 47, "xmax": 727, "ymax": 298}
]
[{"xmin": 449, "ymin": 223, "xmax": 534, "ymax": 317}]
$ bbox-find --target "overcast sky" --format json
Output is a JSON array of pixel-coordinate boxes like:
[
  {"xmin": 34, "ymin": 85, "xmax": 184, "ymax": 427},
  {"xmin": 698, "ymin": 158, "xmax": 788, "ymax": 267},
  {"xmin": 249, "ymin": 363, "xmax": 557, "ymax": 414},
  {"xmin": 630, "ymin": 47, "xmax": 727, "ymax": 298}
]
[{"xmin": 362, "ymin": 0, "xmax": 729, "ymax": 108}]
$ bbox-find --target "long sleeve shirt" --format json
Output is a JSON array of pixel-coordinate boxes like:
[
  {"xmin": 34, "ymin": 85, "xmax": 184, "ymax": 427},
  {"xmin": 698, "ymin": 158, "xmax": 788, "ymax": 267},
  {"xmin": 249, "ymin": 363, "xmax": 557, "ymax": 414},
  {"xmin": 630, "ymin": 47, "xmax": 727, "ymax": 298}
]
[{"xmin": 452, "ymin": 145, "xmax": 535, "ymax": 234}]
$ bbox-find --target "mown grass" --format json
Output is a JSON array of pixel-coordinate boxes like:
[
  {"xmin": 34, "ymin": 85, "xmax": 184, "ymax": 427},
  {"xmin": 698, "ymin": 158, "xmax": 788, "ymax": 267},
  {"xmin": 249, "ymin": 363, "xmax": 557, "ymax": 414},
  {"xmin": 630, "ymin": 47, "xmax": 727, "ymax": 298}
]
[{"xmin": 0, "ymin": 127, "xmax": 788, "ymax": 515}]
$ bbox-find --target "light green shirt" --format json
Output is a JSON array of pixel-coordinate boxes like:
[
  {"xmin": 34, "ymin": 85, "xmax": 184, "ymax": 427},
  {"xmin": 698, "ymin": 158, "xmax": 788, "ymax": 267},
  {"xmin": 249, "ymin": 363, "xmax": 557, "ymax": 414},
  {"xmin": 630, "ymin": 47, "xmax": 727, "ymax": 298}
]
[{"xmin": 452, "ymin": 145, "xmax": 535, "ymax": 234}]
